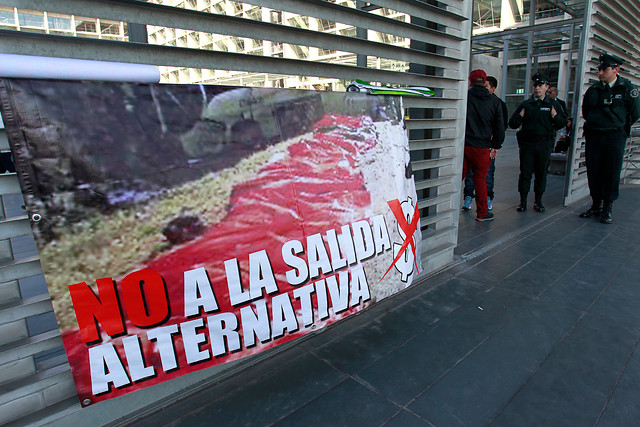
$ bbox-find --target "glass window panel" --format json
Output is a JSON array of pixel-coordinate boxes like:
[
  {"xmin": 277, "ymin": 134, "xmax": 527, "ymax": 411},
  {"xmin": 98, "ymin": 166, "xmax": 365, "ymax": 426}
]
[
  {"xmin": 101, "ymin": 22, "xmax": 120, "ymax": 35},
  {"xmin": 18, "ymin": 12, "xmax": 44, "ymax": 27},
  {"xmin": 76, "ymin": 19, "xmax": 97, "ymax": 33},
  {"xmin": 0, "ymin": 9, "xmax": 15, "ymax": 25},
  {"xmin": 48, "ymin": 16, "xmax": 72, "ymax": 30}
]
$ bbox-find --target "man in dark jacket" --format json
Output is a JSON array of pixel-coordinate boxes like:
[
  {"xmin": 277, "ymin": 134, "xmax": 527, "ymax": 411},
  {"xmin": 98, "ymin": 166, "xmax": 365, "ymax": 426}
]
[
  {"xmin": 462, "ymin": 76, "xmax": 508, "ymax": 211},
  {"xmin": 463, "ymin": 69, "xmax": 505, "ymax": 221},
  {"xmin": 509, "ymin": 72, "xmax": 567, "ymax": 212},
  {"xmin": 580, "ymin": 53, "xmax": 640, "ymax": 224},
  {"xmin": 546, "ymin": 86, "xmax": 567, "ymax": 116}
]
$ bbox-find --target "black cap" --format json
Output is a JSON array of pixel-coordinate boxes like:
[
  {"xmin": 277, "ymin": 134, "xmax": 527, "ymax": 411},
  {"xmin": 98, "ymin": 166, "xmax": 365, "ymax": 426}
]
[
  {"xmin": 598, "ymin": 53, "xmax": 624, "ymax": 69},
  {"xmin": 531, "ymin": 72, "xmax": 549, "ymax": 85}
]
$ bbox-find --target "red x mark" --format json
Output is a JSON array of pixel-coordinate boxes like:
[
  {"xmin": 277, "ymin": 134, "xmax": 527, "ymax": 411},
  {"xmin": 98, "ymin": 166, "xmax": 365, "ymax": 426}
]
[{"xmin": 379, "ymin": 199, "xmax": 420, "ymax": 281}]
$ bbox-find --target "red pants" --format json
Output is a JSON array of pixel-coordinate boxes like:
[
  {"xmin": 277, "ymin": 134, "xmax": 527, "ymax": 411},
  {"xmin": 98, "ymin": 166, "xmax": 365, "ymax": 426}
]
[{"xmin": 462, "ymin": 146, "xmax": 490, "ymax": 217}]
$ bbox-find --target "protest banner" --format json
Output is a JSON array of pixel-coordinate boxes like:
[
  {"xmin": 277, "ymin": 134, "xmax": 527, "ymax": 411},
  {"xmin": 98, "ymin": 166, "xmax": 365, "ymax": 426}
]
[{"xmin": 0, "ymin": 79, "xmax": 422, "ymax": 405}]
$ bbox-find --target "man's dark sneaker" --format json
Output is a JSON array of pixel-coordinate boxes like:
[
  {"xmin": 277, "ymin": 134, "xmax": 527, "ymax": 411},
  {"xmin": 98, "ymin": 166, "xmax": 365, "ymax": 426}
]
[
  {"xmin": 533, "ymin": 202, "xmax": 545, "ymax": 212},
  {"xmin": 579, "ymin": 205, "xmax": 601, "ymax": 218},
  {"xmin": 516, "ymin": 202, "xmax": 527, "ymax": 212},
  {"xmin": 476, "ymin": 212, "xmax": 495, "ymax": 222}
]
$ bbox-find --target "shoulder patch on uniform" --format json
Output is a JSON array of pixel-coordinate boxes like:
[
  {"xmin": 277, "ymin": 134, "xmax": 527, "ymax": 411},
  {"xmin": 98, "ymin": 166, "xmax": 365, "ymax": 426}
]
[{"xmin": 631, "ymin": 88, "xmax": 639, "ymax": 99}]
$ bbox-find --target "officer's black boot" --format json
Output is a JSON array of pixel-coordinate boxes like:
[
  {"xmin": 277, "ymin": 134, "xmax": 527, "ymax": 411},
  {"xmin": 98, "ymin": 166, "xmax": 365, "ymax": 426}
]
[
  {"xmin": 600, "ymin": 201, "xmax": 613, "ymax": 224},
  {"xmin": 579, "ymin": 199, "xmax": 602, "ymax": 218},
  {"xmin": 517, "ymin": 193, "xmax": 527, "ymax": 212},
  {"xmin": 533, "ymin": 193, "xmax": 545, "ymax": 213}
]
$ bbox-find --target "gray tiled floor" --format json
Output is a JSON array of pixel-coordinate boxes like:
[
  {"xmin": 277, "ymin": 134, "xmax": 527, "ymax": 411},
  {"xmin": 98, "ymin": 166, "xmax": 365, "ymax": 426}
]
[{"xmin": 135, "ymin": 155, "xmax": 640, "ymax": 426}]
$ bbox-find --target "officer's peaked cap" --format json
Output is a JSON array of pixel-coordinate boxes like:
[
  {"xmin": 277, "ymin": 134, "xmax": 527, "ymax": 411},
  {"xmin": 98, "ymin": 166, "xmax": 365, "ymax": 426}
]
[
  {"xmin": 598, "ymin": 53, "xmax": 624, "ymax": 69},
  {"xmin": 531, "ymin": 72, "xmax": 549, "ymax": 85}
]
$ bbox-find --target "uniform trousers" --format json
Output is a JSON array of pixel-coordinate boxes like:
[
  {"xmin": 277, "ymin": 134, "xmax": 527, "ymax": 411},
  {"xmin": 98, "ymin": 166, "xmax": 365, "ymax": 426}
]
[
  {"xmin": 517, "ymin": 136, "xmax": 554, "ymax": 197},
  {"xmin": 585, "ymin": 128, "xmax": 626, "ymax": 203},
  {"xmin": 462, "ymin": 146, "xmax": 490, "ymax": 216}
]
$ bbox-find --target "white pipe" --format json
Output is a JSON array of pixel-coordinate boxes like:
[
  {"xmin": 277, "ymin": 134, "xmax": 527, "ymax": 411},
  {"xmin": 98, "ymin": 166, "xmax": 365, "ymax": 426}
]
[{"xmin": 0, "ymin": 54, "xmax": 160, "ymax": 83}]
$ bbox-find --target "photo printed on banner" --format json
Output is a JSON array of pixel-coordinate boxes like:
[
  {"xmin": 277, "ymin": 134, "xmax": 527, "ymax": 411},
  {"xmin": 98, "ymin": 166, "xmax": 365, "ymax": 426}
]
[{"xmin": 0, "ymin": 79, "xmax": 422, "ymax": 405}]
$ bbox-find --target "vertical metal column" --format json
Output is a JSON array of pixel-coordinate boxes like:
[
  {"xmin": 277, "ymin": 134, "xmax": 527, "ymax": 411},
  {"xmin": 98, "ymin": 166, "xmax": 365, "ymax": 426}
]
[
  {"xmin": 501, "ymin": 38, "xmax": 509, "ymax": 102},
  {"xmin": 524, "ymin": 0, "xmax": 537, "ymax": 99},
  {"xmin": 355, "ymin": 0, "xmax": 368, "ymax": 68},
  {"xmin": 563, "ymin": 22, "xmax": 576, "ymax": 103},
  {"xmin": 562, "ymin": 0, "xmax": 593, "ymax": 205}
]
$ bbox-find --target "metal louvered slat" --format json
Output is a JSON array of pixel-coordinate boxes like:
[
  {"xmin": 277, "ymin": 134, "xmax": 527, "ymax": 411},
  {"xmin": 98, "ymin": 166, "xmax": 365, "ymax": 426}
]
[
  {"xmin": 0, "ymin": 280, "xmax": 20, "ymax": 305},
  {"xmin": 588, "ymin": 41, "xmax": 634, "ymax": 72},
  {"xmin": 403, "ymin": 97, "xmax": 463, "ymax": 109},
  {"xmin": 415, "ymin": 175, "xmax": 457, "ymax": 191},
  {"xmin": 415, "ymin": 242, "xmax": 456, "ymax": 283},
  {"xmin": 411, "ymin": 156, "xmax": 455, "ymax": 172},
  {"xmin": 0, "ymin": 131, "xmax": 9, "ymax": 150},
  {"xmin": 409, "ymin": 138, "xmax": 458, "ymax": 150},
  {"xmin": 0, "ymin": 174, "xmax": 20, "ymax": 194},
  {"xmin": 593, "ymin": 3, "xmax": 640, "ymax": 70},
  {"xmin": 421, "ymin": 241, "xmax": 456, "ymax": 258},
  {"xmin": 4, "ymin": 0, "xmax": 462, "ymax": 66},
  {"xmin": 0, "ymin": 330, "xmax": 63, "ymax": 366},
  {"xmin": 240, "ymin": 0, "xmax": 467, "ymax": 37},
  {"xmin": 0, "ymin": 293, "xmax": 52, "ymax": 325},
  {"xmin": 420, "ymin": 210, "xmax": 457, "ymax": 228},
  {"xmin": 592, "ymin": 6, "xmax": 639, "ymax": 39},
  {"xmin": 430, "ymin": 0, "xmax": 465, "ymax": 11},
  {"xmin": 0, "ymin": 256, "xmax": 42, "ymax": 283},
  {"xmin": 365, "ymin": 0, "xmax": 467, "ymax": 22},
  {"xmin": 6, "ymin": 0, "xmax": 465, "ymax": 49},
  {"xmin": 598, "ymin": 0, "xmax": 640, "ymax": 29},
  {"xmin": 0, "ymin": 217, "xmax": 31, "ymax": 240},
  {"xmin": 417, "ymin": 191, "xmax": 457, "ymax": 210},
  {"xmin": 0, "ymin": 364, "xmax": 74, "ymax": 426},
  {"xmin": 405, "ymin": 117, "xmax": 457, "ymax": 130},
  {"xmin": 0, "ymin": 30, "xmax": 456, "ymax": 88},
  {"xmin": 572, "ymin": 166, "xmax": 588, "ymax": 179},
  {"xmin": 591, "ymin": 22, "xmax": 633, "ymax": 53}
]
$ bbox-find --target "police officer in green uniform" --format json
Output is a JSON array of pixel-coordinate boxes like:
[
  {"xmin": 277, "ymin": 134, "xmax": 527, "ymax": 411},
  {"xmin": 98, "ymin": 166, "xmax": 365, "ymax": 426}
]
[
  {"xmin": 580, "ymin": 53, "xmax": 640, "ymax": 224},
  {"xmin": 509, "ymin": 72, "xmax": 567, "ymax": 212}
]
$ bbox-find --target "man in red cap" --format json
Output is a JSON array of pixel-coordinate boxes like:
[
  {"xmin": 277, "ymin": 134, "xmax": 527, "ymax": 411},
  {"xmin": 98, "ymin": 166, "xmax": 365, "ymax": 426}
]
[{"xmin": 462, "ymin": 69, "xmax": 505, "ymax": 221}]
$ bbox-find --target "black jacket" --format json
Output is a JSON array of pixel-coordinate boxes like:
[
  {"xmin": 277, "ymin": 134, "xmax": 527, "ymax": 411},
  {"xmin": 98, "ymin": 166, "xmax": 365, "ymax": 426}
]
[
  {"xmin": 555, "ymin": 98, "xmax": 567, "ymax": 116},
  {"xmin": 496, "ymin": 94, "xmax": 508, "ymax": 129},
  {"xmin": 509, "ymin": 96, "xmax": 567, "ymax": 140},
  {"xmin": 583, "ymin": 76, "xmax": 640, "ymax": 135},
  {"xmin": 465, "ymin": 84, "xmax": 505, "ymax": 149}
]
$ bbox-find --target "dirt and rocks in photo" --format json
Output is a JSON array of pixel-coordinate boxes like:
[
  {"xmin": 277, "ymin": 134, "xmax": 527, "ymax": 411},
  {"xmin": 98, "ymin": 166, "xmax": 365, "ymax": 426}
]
[{"xmin": 2, "ymin": 81, "xmax": 328, "ymax": 243}]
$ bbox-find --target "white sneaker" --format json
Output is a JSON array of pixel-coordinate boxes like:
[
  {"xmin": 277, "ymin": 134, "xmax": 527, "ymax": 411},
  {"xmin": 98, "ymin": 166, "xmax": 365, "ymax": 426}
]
[{"xmin": 488, "ymin": 197, "xmax": 493, "ymax": 210}]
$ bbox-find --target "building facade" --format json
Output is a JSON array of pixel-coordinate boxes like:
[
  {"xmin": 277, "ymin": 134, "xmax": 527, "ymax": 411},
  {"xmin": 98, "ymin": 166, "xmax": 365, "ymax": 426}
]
[
  {"xmin": 472, "ymin": 0, "xmax": 585, "ymax": 115},
  {"xmin": 0, "ymin": 5, "xmax": 127, "ymax": 40}
]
